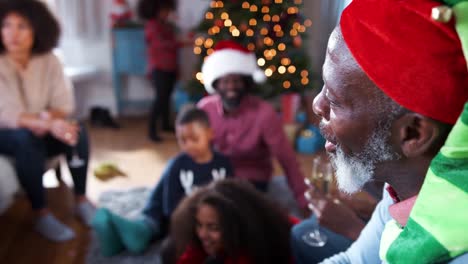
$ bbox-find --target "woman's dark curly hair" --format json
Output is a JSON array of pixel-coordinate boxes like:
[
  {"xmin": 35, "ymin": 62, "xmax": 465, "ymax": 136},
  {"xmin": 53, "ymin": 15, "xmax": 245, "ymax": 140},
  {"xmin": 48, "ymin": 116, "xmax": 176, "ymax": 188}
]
[
  {"xmin": 137, "ymin": 0, "xmax": 176, "ymax": 20},
  {"xmin": 0, "ymin": 0, "xmax": 60, "ymax": 55},
  {"xmin": 170, "ymin": 179, "xmax": 294, "ymax": 264}
]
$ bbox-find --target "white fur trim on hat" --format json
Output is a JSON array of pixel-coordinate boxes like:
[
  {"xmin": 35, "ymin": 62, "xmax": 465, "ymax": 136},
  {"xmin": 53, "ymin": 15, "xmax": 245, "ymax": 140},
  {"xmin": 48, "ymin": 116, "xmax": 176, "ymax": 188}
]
[{"xmin": 202, "ymin": 49, "xmax": 266, "ymax": 94}]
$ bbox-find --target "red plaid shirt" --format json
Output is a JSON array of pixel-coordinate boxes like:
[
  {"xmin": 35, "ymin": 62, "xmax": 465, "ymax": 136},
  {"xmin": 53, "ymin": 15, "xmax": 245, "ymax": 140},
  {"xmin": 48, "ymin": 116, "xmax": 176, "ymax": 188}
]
[{"xmin": 144, "ymin": 19, "xmax": 178, "ymax": 72}]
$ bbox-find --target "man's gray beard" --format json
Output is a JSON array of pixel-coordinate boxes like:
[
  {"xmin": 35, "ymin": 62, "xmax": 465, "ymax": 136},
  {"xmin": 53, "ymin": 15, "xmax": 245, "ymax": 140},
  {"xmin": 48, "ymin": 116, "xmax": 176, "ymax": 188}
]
[{"xmin": 326, "ymin": 123, "xmax": 400, "ymax": 194}]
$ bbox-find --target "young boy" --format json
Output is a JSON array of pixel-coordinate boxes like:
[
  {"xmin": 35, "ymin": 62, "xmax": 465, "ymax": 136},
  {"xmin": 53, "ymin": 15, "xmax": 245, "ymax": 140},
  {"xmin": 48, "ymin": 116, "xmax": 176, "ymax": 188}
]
[{"xmin": 92, "ymin": 106, "xmax": 233, "ymax": 256}]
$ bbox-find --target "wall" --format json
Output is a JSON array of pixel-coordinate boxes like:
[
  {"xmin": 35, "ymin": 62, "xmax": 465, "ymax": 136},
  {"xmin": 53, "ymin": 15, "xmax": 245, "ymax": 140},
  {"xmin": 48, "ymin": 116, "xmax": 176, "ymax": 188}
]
[
  {"xmin": 302, "ymin": 0, "xmax": 346, "ymax": 90},
  {"xmin": 66, "ymin": 0, "xmax": 209, "ymax": 118}
]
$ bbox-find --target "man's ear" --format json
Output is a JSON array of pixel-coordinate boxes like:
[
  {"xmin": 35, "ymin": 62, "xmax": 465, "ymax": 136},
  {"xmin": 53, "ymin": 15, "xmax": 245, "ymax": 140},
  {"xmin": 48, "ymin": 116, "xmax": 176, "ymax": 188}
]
[{"xmin": 394, "ymin": 113, "xmax": 439, "ymax": 158}]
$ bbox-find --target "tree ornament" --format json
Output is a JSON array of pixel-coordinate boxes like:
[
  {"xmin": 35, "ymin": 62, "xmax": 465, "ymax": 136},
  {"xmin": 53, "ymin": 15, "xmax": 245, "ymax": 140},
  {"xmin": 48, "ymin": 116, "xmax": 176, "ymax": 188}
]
[
  {"xmin": 256, "ymin": 37, "xmax": 265, "ymax": 48},
  {"xmin": 293, "ymin": 36, "xmax": 302, "ymax": 47},
  {"xmin": 215, "ymin": 19, "xmax": 224, "ymax": 28},
  {"xmin": 239, "ymin": 22, "xmax": 249, "ymax": 32}
]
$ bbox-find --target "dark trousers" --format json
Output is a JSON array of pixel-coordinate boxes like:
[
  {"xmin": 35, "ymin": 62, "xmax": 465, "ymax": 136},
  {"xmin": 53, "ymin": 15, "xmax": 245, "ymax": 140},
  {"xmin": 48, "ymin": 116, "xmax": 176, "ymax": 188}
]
[
  {"xmin": 0, "ymin": 125, "xmax": 89, "ymax": 210},
  {"xmin": 149, "ymin": 69, "xmax": 177, "ymax": 137}
]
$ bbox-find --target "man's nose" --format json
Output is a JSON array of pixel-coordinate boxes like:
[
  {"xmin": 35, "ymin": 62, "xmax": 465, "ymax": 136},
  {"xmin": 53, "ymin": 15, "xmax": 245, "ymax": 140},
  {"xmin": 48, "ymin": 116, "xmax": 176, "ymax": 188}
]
[
  {"xmin": 312, "ymin": 88, "xmax": 330, "ymax": 121},
  {"xmin": 226, "ymin": 80, "xmax": 237, "ymax": 90}
]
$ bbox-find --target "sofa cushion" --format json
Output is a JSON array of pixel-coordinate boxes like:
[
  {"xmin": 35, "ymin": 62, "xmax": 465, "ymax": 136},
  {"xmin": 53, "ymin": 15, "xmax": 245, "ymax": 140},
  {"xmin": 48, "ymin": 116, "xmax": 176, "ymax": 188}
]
[{"xmin": 0, "ymin": 155, "xmax": 19, "ymax": 214}]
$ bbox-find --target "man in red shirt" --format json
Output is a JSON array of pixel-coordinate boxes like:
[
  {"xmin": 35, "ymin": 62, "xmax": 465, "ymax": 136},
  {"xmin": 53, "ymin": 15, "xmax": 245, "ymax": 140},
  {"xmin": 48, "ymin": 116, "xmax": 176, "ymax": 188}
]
[{"xmin": 197, "ymin": 40, "xmax": 308, "ymax": 211}]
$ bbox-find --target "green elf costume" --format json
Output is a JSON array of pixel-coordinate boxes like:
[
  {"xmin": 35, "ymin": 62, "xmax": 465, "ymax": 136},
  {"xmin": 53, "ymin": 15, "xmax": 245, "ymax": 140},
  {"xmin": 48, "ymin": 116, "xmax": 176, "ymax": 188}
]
[{"xmin": 340, "ymin": 0, "xmax": 468, "ymax": 263}]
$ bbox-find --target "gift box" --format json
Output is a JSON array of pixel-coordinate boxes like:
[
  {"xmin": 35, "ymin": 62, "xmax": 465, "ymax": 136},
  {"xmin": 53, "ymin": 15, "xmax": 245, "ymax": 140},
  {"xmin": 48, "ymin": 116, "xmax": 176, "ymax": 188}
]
[{"xmin": 295, "ymin": 124, "xmax": 325, "ymax": 154}]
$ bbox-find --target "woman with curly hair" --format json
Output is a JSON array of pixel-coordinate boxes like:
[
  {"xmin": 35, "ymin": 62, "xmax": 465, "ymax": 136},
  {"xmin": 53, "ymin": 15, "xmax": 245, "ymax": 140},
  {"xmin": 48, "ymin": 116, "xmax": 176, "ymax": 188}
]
[
  {"xmin": 165, "ymin": 179, "xmax": 298, "ymax": 264},
  {"xmin": 0, "ymin": 0, "xmax": 93, "ymax": 242}
]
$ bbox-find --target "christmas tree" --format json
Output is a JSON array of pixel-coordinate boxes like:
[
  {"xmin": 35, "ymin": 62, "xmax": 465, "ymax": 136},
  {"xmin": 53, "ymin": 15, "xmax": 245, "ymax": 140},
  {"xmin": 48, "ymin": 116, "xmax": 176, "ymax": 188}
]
[{"xmin": 187, "ymin": 0, "xmax": 313, "ymax": 98}]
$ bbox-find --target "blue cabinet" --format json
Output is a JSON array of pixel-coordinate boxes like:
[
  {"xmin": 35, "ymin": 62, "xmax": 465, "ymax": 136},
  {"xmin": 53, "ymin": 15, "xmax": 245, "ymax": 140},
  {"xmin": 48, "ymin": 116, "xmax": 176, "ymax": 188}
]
[{"xmin": 112, "ymin": 27, "xmax": 151, "ymax": 115}]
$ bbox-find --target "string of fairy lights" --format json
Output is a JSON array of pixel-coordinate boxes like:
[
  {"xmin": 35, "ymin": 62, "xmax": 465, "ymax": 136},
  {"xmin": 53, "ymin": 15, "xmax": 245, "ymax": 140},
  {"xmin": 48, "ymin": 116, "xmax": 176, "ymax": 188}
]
[{"xmin": 193, "ymin": 0, "xmax": 312, "ymax": 90}]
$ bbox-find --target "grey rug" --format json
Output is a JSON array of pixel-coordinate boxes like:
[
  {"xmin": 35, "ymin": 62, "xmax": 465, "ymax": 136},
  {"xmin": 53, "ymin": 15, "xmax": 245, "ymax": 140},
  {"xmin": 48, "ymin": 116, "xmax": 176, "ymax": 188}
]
[
  {"xmin": 86, "ymin": 187, "xmax": 163, "ymax": 264},
  {"xmin": 86, "ymin": 176, "xmax": 299, "ymax": 263}
]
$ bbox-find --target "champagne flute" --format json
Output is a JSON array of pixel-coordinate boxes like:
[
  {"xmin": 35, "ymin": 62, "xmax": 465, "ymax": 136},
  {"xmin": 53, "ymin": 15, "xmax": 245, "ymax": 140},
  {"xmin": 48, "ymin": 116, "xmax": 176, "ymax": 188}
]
[
  {"xmin": 67, "ymin": 119, "xmax": 85, "ymax": 168},
  {"xmin": 302, "ymin": 156, "xmax": 331, "ymax": 247}
]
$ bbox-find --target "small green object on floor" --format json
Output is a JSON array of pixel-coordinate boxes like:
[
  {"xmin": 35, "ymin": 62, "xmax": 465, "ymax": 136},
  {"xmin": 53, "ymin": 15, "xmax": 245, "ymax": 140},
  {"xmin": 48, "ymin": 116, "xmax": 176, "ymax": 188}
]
[{"xmin": 93, "ymin": 163, "xmax": 127, "ymax": 181}]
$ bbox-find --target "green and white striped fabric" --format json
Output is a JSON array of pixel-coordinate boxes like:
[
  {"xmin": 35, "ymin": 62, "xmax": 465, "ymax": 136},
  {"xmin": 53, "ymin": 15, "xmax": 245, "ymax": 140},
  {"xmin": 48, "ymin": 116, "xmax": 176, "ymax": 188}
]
[{"xmin": 380, "ymin": 102, "xmax": 468, "ymax": 263}]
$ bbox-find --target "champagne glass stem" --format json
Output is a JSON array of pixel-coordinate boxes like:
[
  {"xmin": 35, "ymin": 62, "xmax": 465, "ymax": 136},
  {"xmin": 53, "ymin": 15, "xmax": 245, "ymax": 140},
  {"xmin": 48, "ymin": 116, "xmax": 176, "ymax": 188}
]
[{"xmin": 68, "ymin": 119, "xmax": 84, "ymax": 168}]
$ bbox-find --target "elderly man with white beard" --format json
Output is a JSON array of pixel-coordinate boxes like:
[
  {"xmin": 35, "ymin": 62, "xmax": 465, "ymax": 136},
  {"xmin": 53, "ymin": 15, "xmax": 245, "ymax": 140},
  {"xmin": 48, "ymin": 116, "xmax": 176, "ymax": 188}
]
[{"xmin": 290, "ymin": 0, "xmax": 468, "ymax": 263}]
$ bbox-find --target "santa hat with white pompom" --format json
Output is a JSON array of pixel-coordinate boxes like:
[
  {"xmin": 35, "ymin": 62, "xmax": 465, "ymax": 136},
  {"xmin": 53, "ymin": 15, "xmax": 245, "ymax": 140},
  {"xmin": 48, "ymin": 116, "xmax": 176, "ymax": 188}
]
[{"xmin": 201, "ymin": 40, "xmax": 267, "ymax": 94}]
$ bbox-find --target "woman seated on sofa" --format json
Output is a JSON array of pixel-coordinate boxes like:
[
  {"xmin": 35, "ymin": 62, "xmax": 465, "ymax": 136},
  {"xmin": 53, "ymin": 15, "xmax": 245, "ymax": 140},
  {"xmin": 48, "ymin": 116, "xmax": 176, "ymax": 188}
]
[
  {"xmin": 163, "ymin": 179, "xmax": 298, "ymax": 264},
  {"xmin": 0, "ymin": 0, "xmax": 93, "ymax": 242}
]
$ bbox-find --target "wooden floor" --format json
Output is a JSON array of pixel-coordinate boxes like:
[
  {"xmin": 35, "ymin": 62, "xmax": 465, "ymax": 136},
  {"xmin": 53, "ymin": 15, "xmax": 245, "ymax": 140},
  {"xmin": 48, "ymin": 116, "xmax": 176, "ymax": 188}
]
[
  {"xmin": 0, "ymin": 186, "xmax": 91, "ymax": 264},
  {"xmin": 0, "ymin": 116, "xmax": 315, "ymax": 264}
]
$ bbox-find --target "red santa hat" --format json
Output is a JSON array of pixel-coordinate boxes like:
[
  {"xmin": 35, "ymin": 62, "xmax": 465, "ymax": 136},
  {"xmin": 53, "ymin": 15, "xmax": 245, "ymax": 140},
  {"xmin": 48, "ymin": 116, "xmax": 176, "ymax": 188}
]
[
  {"xmin": 201, "ymin": 40, "xmax": 267, "ymax": 94},
  {"xmin": 340, "ymin": 0, "xmax": 468, "ymax": 125}
]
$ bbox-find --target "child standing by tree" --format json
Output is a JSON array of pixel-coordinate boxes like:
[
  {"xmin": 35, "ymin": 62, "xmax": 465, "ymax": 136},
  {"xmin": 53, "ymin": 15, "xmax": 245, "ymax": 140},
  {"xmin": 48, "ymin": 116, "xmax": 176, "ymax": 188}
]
[
  {"xmin": 138, "ymin": 0, "xmax": 178, "ymax": 142},
  {"xmin": 92, "ymin": 106, "xmax": 234, "ymax": 256}
]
